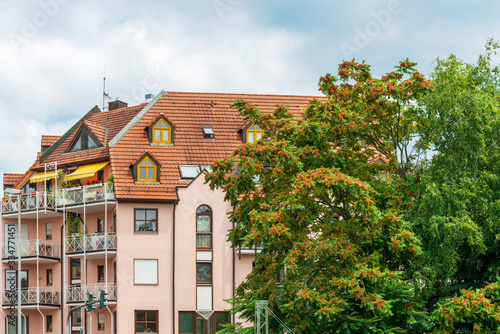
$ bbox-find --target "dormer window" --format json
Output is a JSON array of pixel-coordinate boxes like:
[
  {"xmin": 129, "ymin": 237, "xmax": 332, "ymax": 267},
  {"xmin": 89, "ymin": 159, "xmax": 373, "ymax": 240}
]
[
  {"xmin": 149, "ymin": 116, "xmax": 174, "ymax": 145},
  {"xmin": 67, "ymin": 125, "xmax": 101, "ymax": 152},
  {"xmin": 247, "ymin": 124, "xmax": 263, "ymax": 143},
  {"xmin": 133, "ymin": 153, "xmax": 160, "ymax": 183}
]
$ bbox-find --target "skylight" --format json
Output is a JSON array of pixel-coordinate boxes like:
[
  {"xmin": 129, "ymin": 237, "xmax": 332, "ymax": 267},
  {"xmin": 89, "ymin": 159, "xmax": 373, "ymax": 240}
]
[
  {"xmin": 179, "ymin": 166, "xmax": 199, "ymax": 179},
  {"xmin": 202, "ymin": 126, "xmax": 214, "ymax": 139}
]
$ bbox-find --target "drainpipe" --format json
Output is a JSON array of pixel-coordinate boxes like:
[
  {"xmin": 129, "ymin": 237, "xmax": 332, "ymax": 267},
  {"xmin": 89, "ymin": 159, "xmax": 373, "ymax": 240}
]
[
  {"xmin": 36, "ymin": 202, "xmax": 46, "ymax": 334},
  {"xmin": 172, "ymin": 202, "xmax": 176, "ymax": 334},
  {"xmin": 61, "ymin": 207, "xmax": 66, "ymax": 333},
  {"xmin": 232, "ymin": 203, "xmax": 236, "ymax": 326}
]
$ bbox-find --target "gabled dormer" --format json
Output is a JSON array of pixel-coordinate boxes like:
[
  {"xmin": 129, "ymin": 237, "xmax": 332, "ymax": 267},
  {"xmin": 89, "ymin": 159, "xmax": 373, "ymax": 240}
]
[
  {"xmin": 66, "ymin": 123, "xmax": 102, "ymax": 153},
  {"xmin": 148, "ymin": 115, "xmax": 175, "ymax": 146},
  {"xmin": 241, "ymin": 122, "xmax": 264, "ymax": 144},
  {"xmin": 132, "ymin": 152, "xmax": 161, "ymax": 183}
]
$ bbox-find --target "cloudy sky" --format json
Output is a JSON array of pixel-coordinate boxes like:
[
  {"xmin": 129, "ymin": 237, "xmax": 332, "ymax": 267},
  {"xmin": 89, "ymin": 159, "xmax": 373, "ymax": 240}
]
[{"xmin": 0, "ymin": 0, "xmax": 499, "ymax": 189}]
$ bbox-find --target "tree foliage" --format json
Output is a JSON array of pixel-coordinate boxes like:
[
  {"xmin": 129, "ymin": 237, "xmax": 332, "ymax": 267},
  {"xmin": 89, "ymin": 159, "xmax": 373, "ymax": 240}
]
[{"xmin": 207, "ymin": 60, "xmax": 431, "ymax": 333}]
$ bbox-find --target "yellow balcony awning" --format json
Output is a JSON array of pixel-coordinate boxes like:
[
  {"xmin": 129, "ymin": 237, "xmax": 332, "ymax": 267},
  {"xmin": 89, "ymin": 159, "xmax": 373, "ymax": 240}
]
[
  {"xmin": 64, "ymin": 162, "xmax": 109, "ymax": 182},
  {"xmin": 30, "ymin": 170, "xmax": 58, "ymax": 183}
]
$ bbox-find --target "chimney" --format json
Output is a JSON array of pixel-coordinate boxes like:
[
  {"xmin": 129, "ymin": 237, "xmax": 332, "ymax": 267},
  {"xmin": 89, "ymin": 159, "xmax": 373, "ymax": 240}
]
[
  {"xmin": 143, "ymin": 94, "xmax": 155, "ymax": 104},
  {"xmin": 108, "ymin": 100, "xmax": 128, "ymax": 111}
]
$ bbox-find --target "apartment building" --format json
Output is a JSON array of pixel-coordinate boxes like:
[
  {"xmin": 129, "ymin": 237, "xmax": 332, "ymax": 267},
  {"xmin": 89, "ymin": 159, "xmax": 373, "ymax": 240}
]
[{"xmin": 1, "ymin": 91, "xmax": 313, "ymax": 334}]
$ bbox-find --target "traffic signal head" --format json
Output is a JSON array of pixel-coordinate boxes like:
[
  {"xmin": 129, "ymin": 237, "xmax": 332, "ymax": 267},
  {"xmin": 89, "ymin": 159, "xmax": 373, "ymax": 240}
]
[
  {"xmin": 99, "ymin": 289, "xmax": 109, "ymax": 308},
  {"xmin": 87, "ymin": 293, "xmax": 96, "ymax": 311}
]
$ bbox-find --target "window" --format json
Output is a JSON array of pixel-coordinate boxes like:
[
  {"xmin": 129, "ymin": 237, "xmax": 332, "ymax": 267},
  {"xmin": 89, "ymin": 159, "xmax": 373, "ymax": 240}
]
[
  {"xmin": 97, "ymin": 217, "xmax": 104, "ymax": 233},
  {"xmin": 202, "ymin": 126, "xmax": 214, "ymax": 139},
  {"xmin": 98, "ymin": 265, "xmax": 104, "ymax": 282},
  {"xmin": 179, "ymin": 166, "xmax": 199, "ymax": 179},
  {"xmin": 179, "ymin": 312, "xmax": 230, "ymax": 334},
  {"xmin": 197, "ymin": 263, "xmax": 212, "ymax": 284},
  {"xmin": 196, "ymin": 205, "xmax": 212, "ymax": 249},
  {"xmin": 47, "ymin": 315, "xmax": 53, "ymax": 332},
  {"xmin": 98, "ymin": 313, "xmax": 105, "ymax": 330},
  {"xmin": 135, "ymin": 209, "xmax": 157, "ymax": 232},
  {"xmin": 153, "ymin": 118, "xmax": 172, "ymax": 143},
  {"xmin": 67, "ymin": 125, "xmax": 101, "ymax": 152},
  {"xmin": 46, "ymin": 269, "xmax": 53, "ymax": 286},
  {"xmin": 71, "ymin": 259, "xmax": 81, "ymax": 285},
  {"xmin": 46, "ymin": 222, "xmax": 52, "ymax": 240},
  {"xmin": 138, "ymin": 156, "xmax": 157, "ymax": 182},
  {"xmin": 135, "ymin": 310, "xmax": 158, "ymax": 333},
  {"xmin": 134, "ymin": 259, "xmax": 158, "ymax": 285},
  {"xmin": 247, "ymin": 124, "xmax": 263, "ymax": 143},
  {"xmin": 72, "ymin": 308, "xmax": 81, "ymax": 326}
]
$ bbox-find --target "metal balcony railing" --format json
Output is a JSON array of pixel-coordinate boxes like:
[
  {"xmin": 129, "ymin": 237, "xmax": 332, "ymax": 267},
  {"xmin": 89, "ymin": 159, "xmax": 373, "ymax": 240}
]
[
  {"xmin": 1, "ymin": 191, "xmax": 56, "ymax": 214},
  {"xmin": 1, "ymin": 183, "xmax": 115, "ymax": 214},
  {"xmin": 65, "ymin": 283, "xmax": 117, "ymax": 303},
  {"xmin": 2, "ymin": 287, "xmax": 61, "ymax": 305},
  {"xmin": 57, "ymin": 183, "xmax": 114, "ymax": 206},
  {"xmin": 65, "ymin": 232, "xmax": 116, "ymax": 254},
  {"xmin": 2, "ymin": 240, "xmax": 61, "ymax": 259}
]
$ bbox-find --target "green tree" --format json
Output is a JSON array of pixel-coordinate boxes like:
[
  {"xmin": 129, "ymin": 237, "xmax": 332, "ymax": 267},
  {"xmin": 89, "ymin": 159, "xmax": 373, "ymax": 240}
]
[
  {"xmin": 406, "ymin": 39, "xmax": 500, "ymax": 332},
  {"xmin": 207, "ymin": 60, "xmax": 431, "ymax": 333}
]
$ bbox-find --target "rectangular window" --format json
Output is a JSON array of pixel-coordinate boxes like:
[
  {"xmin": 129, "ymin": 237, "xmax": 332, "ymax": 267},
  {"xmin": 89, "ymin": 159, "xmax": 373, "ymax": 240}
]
[
  {"xmin": 135, "ymin": 310, "xmax": 158, "ymax": 333},
  {"xmin": 179, "ymin": 312, "xmax": 230, "ymax": 334},
  {"xmin": 196, "ymin": 263, "xmax": 212, "ymax": 284},
  {"xmin": 97, "ymin": 217, "xmax": 104, "ymax": 233},
  {"xmin": 46, "ymin": 222, "xmax": 52, "ymax": 240},
  {"xmin": 98, "ymin": 265, "xmax": 104, "ymax": 282},
  {"xmin": 135, "ymin": 209, "xmax": 157, "ymax": 232},
  {"xmin": 72, "ymin": 308, "xmax": 81, "ymax": 326},
  {"xmin": 46, "ymin": 269, "xmax": 53, "ymax": 286},
  {"xmin": 71, "ymin": 259, "xmax": 81, "ymax": 285},
  {"xmin": 47, "ymin": 315, "xmax": 53, "ymax": 332},
  {"xmin": 98, "ymin": 313, "xmax": 105, "ymax": 330},
  {"xmin": 134, "ymin": 259, "xmax": 158, "ymax": 285}
]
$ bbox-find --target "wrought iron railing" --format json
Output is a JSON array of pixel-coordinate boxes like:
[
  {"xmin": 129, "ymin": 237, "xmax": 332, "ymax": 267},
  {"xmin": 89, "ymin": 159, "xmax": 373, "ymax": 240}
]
[
  {"xmin": 65, "ymin": 283, "xmax": 117, "ymax": 303},
  {"xmin": 1, "ymin": 183, "xmax": 114, "ymax": 214},
  {"xmin": 2, "ymin": 240, "xmax": 60, "ymax": 259},
  {"xmin": 66, "ymin": 232, "xmax": 117, "ymax": 253},
  {"xmin": 2, "ymin": 287, "xmax": 61, "ymax": 305}
]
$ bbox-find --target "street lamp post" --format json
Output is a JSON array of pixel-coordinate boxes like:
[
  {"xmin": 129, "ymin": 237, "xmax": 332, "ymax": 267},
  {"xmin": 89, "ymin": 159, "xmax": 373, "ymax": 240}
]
[{"xmin": 6, "ymin": 188, "xmax": 22, "ymax": 334}]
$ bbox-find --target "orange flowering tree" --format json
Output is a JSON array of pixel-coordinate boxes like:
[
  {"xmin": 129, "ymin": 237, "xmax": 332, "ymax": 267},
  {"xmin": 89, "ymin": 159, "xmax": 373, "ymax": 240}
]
[{"xmin": 207, "ymin": 59, "xmax": 432, "ymax": 333}]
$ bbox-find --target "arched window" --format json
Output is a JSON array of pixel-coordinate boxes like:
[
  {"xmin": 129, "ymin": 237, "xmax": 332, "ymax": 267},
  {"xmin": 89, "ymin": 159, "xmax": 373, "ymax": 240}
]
[
  {"xmin": 138, "ymin": 156, "xmax": 157, "ymax": 182},
  {"xmin": 196, "ymin": 205, "xmax": 212, "ymax": 249},
  {"xmin": 247, "ymin": 124, "xmax": 263, "ymax": 143},
  {"xmin": 152, "ymin": 119, "xmax": 171, "ymax": 143}
]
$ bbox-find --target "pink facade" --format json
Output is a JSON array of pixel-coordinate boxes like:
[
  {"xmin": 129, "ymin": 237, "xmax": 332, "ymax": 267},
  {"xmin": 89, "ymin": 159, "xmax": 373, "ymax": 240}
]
[{"xmin": 1, "ymin": 91, "xmax": 312, "ymax": 333}]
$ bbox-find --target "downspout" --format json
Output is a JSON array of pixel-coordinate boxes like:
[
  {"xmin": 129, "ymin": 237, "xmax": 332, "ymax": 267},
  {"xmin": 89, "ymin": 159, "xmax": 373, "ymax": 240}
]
[
  {"xmin": 104, "ymin": 187, "xmax": 114, "ymax": 334},
  {"xmin": 61, "ymin": 208, "xmax": 66, "ymax": 333},
  {"xmin": 36, "ymin": 201, "xmax": 45, "ymax": 334},
  {"xmin": 172, "ymin": 202, "xmax": 176, "ymax": 334},
  {"xmin": 232, "ymin": 203, "xmax": 236, "ymax": 326}
]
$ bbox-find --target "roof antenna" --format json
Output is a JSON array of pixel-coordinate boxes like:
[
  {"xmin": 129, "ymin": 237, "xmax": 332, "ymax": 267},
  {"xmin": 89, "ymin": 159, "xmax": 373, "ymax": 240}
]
[{"xmin": 102, "ymin": 53, "xmax": 113, "ymax": 111}]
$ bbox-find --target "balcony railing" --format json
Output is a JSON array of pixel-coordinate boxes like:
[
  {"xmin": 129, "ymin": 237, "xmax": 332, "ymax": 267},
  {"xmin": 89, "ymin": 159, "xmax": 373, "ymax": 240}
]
[
  {"xmin": 2, "ymin": 240, "xmax": 60, "ymax": 259},
  {"xmin": 1, "ymin": 183, "xmax": 115, "ymax": 214},
  {"xmin": 66, "ymin": 232, "xmax": 116, "ymax": 254},
  {"xmin": 2, "ymin": 287, "xmax": 61, "ymax": 305},
  {"xmin": 57, "ymin": 183, "xmax": 114, "ymax": 206},
  {"xmin": 65, "ymin": 283, "xmax": 117, "ymax": 303},
  {"xmin": 1, "ymin": 192, "xmax": 56, "ymax": 214}
]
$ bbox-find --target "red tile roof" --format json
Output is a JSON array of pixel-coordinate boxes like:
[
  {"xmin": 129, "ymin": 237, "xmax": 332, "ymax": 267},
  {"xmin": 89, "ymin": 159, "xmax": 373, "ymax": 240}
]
[
  {"xmin": 110, "ymin": 92, "xmax": 317, "ymax": 200},
  {"xmin": 41, "ymin": 135, "xmax": 61, "ymax": 147},
  {"xmin": 39, "ymin": 104, "xmax": 145, "ymax": 167},
  {"xmin": 3, "ymin": 173, "xmax": 24, "ymax": 187}
]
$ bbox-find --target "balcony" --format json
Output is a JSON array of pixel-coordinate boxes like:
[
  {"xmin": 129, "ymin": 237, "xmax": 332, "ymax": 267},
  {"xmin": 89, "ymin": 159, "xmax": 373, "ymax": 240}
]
[
  {"xmin": 1, "ymin": 192, "xmax": 59, "ymax": 218},
  {"xmin": 2, "ymin": 184, "xmax": 115, "ymax": 216},
  {"xmin": 2, "ymin": 240, "xmax": 61, "ymax": 263},
  {"xmin": 65, "ymin": 232, "xmax": 116, "ymax": 259},
  {"xmin": 2, "ymin": 287, "xmax": 61, "ymax": 309},
  {"xmin": 65, "ymin": 283, "xmax": 117, "ymax": 303},
  {"xmin": 57, "ymin": 183, "xmax": 115, "ymax": 214}
]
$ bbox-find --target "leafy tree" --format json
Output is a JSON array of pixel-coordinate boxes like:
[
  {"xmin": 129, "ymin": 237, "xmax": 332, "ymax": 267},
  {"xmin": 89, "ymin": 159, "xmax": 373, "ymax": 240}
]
[
  {"xmin": 406, "ymin": 39, "xmax": 500, "ymax": 332},
  {"xmin": 207, "ymin": 60, "xmax": 431, "ymax": 333}
]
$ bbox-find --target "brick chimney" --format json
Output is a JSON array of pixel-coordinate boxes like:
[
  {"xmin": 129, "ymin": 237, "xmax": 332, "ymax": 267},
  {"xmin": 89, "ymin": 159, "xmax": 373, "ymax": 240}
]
[{"xmin": 108, "ymin": 100, "xmax": 128, "ymax": 111}]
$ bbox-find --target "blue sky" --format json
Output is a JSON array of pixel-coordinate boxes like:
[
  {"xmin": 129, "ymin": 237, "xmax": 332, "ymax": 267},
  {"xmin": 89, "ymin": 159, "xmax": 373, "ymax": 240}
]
[{"xmin": 0, "ymin": 0, "xmax": 499, "ymax": 189}]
